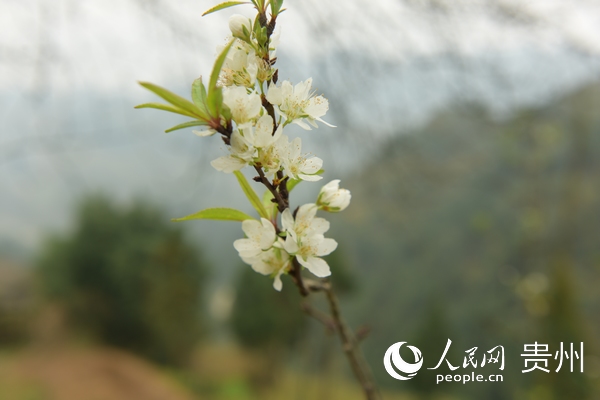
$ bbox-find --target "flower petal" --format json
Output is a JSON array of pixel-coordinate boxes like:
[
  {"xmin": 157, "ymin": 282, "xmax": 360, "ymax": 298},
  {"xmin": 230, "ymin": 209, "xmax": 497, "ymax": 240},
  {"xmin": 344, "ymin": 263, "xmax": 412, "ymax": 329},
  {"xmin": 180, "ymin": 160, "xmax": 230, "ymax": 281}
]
[
  {"xmin": 283, "ymin": 235, "xmax": 299, "ymax": 254},
  {"xmin": 281, "ymin": 208, "xmax": 295, "ymax": 232},
  {"xmin": 266, "ymin": 84, "xmax": 282, "ymax": 105},
  {"xmin": 211, "ymin": 156, "xmax": 247, "ymax": 173},
  {"xmin": 193, "ymin": 129, "xmax": 217, "ymax": 137},
  {"xmin": 309, "ymin": 217, "xmax": 330, "ymax": 235},
  {"xmin": 298, "ymin": 255, "xmax": 331, "ymax": 278},
  {"xmin": 316, "ymin": 238, "xmax": 337, "ymax": 257},
  {"xmin": 293, "ymin": 119, "xmax": 312, "ymax": 130},
  {"xmin": 298, "ymin": 173, "xmax": 323, "ymax": 182},
  {"xmin": 273, "ymin": 273, "xmax": 283, "ymax": 291}
]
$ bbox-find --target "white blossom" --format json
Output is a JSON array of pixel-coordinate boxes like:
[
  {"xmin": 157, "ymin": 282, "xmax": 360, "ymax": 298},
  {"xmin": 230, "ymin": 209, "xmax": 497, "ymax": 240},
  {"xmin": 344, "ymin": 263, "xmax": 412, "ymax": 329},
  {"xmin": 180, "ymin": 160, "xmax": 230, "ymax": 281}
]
[
  {"xmin": 281, "ymin": 204, "xmax": 337, "ymax": 278},
  {"xmin": 234, "ymin": 218, "xmax": 277, "ymax": 258},
  {"xmin": 251, "ymin": 114, "xmax": 280, "ymax": 148},
  {"xmin": 252, "ymin": 116, "xmax": 285, "ymax": 175},
  {"xmin": 223, "ymin": 86, "xmax": 262, "ymax": 124},
  {"xmin": 280, "ymin": 136, "xmax": 323, "ymax": 181},
  {"xmin": 269, "ymin": 28, "xmax": 280, "ymax": 57},
  {"xmin": 317, "ymin": 180, "xmax": 351, "ymax": 212},
  {"xmin": 266, "ymin": 78, "xmax": 334, "ymax": 130},
  {"xmin": 234, "ymin": 218, "xmax": 291, "ymax": 291},
  {"xmin": 219, "ymin": 40, "xmax": 259, "ymax": 88},
  {"xmin": 210, "ymin": 129, "xmax": 255, "ymax": 172},
  {"xmin": 210, "ymin": 115, "xmax": 283, "ymax": 174},
  {"xmin": 243, "ymin": 247, "xmax": 291, "ymax": 291}
]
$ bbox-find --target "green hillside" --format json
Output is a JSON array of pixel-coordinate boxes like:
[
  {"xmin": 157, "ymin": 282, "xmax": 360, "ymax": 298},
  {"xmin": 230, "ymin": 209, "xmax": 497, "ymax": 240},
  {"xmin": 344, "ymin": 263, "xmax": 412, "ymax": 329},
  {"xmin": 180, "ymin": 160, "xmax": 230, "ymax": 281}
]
[{"xmin": 336, "ymin": 83, "xmax": 600, "ymax": 399}]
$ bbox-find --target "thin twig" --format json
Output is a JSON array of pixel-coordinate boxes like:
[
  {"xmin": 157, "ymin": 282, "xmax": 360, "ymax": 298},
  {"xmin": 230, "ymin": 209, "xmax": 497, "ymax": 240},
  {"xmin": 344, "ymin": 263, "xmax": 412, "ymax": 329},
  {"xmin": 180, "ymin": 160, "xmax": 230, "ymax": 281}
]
[
  {"xmin": 323, "ymin": 285, "xmax": 381, "ymax": 400},
  {"xmin": 290, "ymin": 258, "xmax": 308, "ymax": 296},
  {"xmin": 300, "ymin": 302, "xmax": 336, "ymax": 333}
]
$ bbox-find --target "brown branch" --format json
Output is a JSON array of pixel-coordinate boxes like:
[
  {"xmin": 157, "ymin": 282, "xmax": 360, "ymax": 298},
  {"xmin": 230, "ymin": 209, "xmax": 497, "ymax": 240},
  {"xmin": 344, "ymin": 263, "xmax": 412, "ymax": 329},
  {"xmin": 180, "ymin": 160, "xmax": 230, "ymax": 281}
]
[
  {"xmin": 276, "ymin": 170, "xmax": 289, "ymax": 204},
  {"xmin": 355, "ymin": 325, "xmax": 372, "ymax": 343},
  {"xmin": 261, "ymin": 94, "xmax": 277, "ymax": 131},
  {"xmin": 290, "ymin": 258, "xmax": 308, "ymax": 296},
  {"xmin": 291, "ymin": 273, "xmax": 380, "ymax": 399},
  {"xmin": 323, "ymin": 284, "xmax": 381, "ymax": 400},
  {"xmin": 300, "ymin": 302, "xmax": 336, "ymax": 333},
  {"xmin": 253, "ymin": 165, "xmax": 287, "ymax": 212}
]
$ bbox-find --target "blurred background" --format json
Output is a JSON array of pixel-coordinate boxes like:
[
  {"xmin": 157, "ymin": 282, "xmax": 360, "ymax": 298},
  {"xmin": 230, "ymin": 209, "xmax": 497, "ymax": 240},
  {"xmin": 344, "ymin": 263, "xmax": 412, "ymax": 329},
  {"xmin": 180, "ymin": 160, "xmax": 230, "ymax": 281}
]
[{"xmin": 1, "ymin": 0, "xmax": 600, "ymax": 399}]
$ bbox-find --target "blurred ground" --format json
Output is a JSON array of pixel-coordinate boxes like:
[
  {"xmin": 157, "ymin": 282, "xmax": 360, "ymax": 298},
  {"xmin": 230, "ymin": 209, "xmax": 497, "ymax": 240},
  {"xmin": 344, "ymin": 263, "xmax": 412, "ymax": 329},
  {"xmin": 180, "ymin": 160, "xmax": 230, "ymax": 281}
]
[
  {"xmin": 0, "ymin": 342, "xmax": 421, "ymax": 400},
  {"xmin": 0, "ymin": 346, "xmax": 194, "ymax": 400}
]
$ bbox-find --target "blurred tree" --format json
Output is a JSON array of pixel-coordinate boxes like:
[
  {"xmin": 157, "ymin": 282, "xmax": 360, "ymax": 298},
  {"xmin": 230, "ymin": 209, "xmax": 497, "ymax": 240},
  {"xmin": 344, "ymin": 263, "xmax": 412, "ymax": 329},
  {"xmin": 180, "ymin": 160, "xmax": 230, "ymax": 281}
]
[
  {"xmin": 230, "ymin": 265, "xmax": 305, "ymax": 350},
  {"xmin": 36, "ymin": 195, "xmax": 207, "ymax": 366},
  {"xmin": 230, "ymin": 246, "xmax": 355, "ymax": 350},
  {"xmin": 0, "ymin": 261, "xmax": 32, "ymax": 346},
  {"xmin": 229, "ymin": 246, "xmax": 355, "ymax": 390},
  {"xmin": 539, "ymin": 262, "xmax": 591, "ymax": 400},
  {"xmin": 407, "ymin": 299, "xmax": 457, "ymax": 399}
]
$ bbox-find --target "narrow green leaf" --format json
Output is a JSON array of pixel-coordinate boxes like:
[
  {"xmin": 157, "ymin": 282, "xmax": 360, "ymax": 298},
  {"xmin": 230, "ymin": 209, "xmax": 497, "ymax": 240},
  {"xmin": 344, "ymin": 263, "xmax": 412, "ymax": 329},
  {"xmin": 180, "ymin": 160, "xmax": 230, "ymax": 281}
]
[
  {"xmin": 270, "ymin": 0, "xmax": 284, "ymax": 15},
  {"xmin": 191, "ymin": 77, "xmax": 208, "ymax": 111},
  {"xmin": 202, "ymin": 1, "xmax": 250, "ymax": 16},
  {"xmin": 207, "ymin": 87, "xmax": 223, "ymax": 118},
  {"xmin": 165, "ymin": 120, "xmax": 209, "ymax": 133},
  {"xmin": 134, "ymin": 103, "xmax": 198, "ymax": 119},
  {"xmin": 138, "ymin": 81, "xmax": 207, "ymax": 120},
  {"xmin": 172, "ymin": 207, "xmax": 253, "ymax": 222},
  {"xmin": 209, "ymin": 40, "xmax": 234, "ymax": 94},
  {"xmin": 234, "ymin": 171, "xmax": 268, "ymax": 219}
]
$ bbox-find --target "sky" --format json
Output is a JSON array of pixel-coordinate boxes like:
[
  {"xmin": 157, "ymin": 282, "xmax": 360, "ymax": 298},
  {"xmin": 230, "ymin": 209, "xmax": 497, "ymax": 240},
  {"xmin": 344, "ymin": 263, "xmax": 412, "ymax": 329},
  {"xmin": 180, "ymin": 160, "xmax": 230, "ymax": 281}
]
[{"xmin": 1, "ymin": 0, "xmax": 600, "ymax": 259}]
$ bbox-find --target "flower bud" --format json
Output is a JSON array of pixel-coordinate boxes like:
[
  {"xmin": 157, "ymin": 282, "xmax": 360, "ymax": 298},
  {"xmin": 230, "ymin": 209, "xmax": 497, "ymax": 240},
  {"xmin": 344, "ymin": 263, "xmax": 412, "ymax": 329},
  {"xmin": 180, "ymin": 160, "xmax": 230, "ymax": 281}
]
[
  {"xmin": 317, "ymin": 180, "xmax": 351, "ymax": 212},
  {"xmin": 229, "ymin": 14, "xmax": 252, "ymax": 40}
]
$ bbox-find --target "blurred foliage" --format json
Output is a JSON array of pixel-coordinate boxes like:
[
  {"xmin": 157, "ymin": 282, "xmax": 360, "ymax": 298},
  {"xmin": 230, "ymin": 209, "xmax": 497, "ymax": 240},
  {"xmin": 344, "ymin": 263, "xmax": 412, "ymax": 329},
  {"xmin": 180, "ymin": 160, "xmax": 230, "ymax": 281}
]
[
  {"xmin": 0, "ymin": 260, "xmax": 32, "ymax": 346},
  {"xmin": 230, "ymin": 265, "xmax": 306, "ymax": 350},
  {"xmin": 36, "ymin": 195, "xmax": 208, "ymax": 366},
  {"xmin": 230, "ymin": 245, "xmax": 356, "ymax": 351},
  {"xmin": 336, "ymin": 83, "xmax": 600, "ymax": 398},
  {"xmin": 407, "ymin": 299, "xmax": 457, "ymax": 398}
]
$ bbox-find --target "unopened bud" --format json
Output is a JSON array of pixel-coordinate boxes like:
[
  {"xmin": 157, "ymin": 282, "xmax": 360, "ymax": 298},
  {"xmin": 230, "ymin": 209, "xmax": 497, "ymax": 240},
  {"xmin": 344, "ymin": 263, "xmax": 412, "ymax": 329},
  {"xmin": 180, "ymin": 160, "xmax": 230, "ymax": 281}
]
[
  {"xmin": 229, "ymin": 14, "xmax": 252, "ymax": 40},
  {"xmin": 317, "ymin": 180, "xmax": 351, "ymax": 212}
]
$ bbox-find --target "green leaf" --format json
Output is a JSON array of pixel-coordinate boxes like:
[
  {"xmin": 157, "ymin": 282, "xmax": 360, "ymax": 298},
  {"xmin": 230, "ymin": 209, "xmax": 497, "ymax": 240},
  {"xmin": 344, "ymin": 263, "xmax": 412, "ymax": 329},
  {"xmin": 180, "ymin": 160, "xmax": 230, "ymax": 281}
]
[
  {"xmin": 172, "ymin": 207, "xmax": 254, "ymax": 222},
  {"xmin": 165, "ymin": 120, "xmax": 209, "ymax": 133},
  {"xmin": 286, "ymin": 178, "xmax": 301, "ymax": 193},
  {"xmin": 207, "ymin": 87, "xmax": 223, "ymax": 118},
  {"xmin": 234, "ymin": 171, "xmax": 268, "ymax": 219},
  {"xmin": 191, "ymin": 77, "xmax": 208, "ymax": 111},
  {"xmin": 134, "ymin": 103, "xmax": 198, "ymax": 119},
  {"xmin": 209, "ymin": 40, "xmax": 234, "ymax": 95},
  {"xmin": 270, "ymin": 0, "xmax": 284, "ymax": 15},
  {"xmin": 138, "ymin": 81, "xmax": 207, "ymax": 120},
  {"xmin": 262, "ymin": 189, "xmax": 278, "ymax": 219},
  {"xmin": 202, "ymin": 1, "xmax": 250, "ymax": 16}
]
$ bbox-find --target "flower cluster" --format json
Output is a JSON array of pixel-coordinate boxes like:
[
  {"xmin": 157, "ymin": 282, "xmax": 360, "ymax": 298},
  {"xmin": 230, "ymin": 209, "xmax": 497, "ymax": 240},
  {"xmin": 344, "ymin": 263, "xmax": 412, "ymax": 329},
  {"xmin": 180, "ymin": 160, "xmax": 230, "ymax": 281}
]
[
  {"xmin": 194, "ymin": 15, "xmax": 332, "ymax": 181},
  {"xmin": 138, "ymin": 1, "xmax": 350, "ymax": 291},
  {"xmin": 210, "ymin": 14, "xmax": 348, "ymax": 290},
  {"xmin": 233, "ymin": 181, "xmax": 349, "ymax": 290}
]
